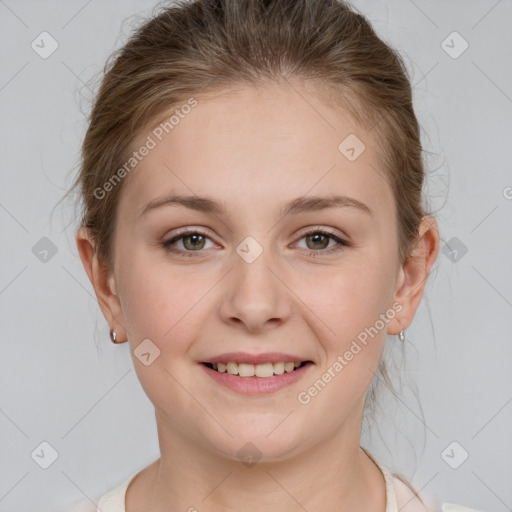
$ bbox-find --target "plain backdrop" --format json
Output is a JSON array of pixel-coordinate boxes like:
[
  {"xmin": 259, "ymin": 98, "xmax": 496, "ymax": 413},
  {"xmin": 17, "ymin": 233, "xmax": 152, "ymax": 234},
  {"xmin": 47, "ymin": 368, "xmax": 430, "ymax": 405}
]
[{"xmin": 1, "ymin": 1, "xmax": 511, "ymax": 511}]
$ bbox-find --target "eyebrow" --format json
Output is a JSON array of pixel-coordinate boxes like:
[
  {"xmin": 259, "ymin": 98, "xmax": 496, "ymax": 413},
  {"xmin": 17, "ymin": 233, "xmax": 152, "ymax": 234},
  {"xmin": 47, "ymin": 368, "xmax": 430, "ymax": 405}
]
[{"xmin": 139, "ymin": 193, "xmax": 372, "ymax": 219}]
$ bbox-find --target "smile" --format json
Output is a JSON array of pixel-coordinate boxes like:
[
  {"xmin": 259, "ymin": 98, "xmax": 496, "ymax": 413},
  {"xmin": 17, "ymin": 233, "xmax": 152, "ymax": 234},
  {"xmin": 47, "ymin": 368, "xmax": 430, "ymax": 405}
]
[{"xmin": 200, "ymin": 361, "xmax": 314, "ymax": 395}]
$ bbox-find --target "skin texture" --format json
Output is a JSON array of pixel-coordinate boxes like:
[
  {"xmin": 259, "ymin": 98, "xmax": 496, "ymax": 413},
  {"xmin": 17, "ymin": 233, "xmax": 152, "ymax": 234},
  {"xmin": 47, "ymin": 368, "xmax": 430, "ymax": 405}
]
[{"xmin": 77, "ymin": 80, "xmax": 439, "ymax": 511}]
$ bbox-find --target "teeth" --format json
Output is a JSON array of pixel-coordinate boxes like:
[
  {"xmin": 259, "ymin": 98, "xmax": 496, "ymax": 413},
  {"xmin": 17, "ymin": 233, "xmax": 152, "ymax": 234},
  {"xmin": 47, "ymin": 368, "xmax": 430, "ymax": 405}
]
[
  {"xmin": 284, "ymin": 362, "xmax": 295, "ymax": 372},
  {"xmin": 227, "ymin": 362, "xmax": 238, "ymax": 375},
  {"xmin": 239, "ymin": 363, "xmax": 255, "ymax": 377},
  {"xmin": 210, "ymin": 361, "xmax": 305, "ymax": 377},
  {"xmin": 273, "ymin": 362, "xmax": 285, "ymax": 375},
  {"xmin": 254, "ymin": 363, "xmax": 274, "ymax": 377}
]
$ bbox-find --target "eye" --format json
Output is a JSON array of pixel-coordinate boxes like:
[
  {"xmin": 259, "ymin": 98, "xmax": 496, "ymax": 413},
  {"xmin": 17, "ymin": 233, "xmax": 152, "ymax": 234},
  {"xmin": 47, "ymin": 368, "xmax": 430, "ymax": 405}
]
[
  {"xmin": 294, "ymin": 228, "xmax": 350, "ymax": 257},
  {"xmin": 161, "ymin": 227, "xmax": 350, "ymax": 258},
  {"xmin": 161, "ymin": 229, "xmax": 216, "ymax": 257}
]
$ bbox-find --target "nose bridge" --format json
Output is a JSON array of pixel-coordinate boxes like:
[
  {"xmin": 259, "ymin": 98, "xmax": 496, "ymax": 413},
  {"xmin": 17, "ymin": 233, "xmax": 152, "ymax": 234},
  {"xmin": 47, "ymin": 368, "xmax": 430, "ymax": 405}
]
[
  {"xmin": 220, "ymin": 233, "xmax": 291, "ymax": 329},
  {"xmin": 234, "ymin": 233, "xmax": 279, "ymax": 300}
]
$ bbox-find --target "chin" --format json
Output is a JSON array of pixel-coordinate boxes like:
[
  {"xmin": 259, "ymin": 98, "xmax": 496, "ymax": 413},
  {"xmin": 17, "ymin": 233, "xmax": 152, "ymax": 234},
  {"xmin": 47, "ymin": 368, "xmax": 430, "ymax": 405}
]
[{"xmin": 209, "ymin": 430, "xmax": 306, "ymax": 466}]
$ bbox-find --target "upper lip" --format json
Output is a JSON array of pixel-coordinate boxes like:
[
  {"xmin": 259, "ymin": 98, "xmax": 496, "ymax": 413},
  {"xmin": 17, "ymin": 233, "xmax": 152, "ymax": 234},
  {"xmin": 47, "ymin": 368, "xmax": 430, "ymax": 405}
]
[{"xmin": 201, "ymin": 352, "xmax": 312, "ymax": 365}]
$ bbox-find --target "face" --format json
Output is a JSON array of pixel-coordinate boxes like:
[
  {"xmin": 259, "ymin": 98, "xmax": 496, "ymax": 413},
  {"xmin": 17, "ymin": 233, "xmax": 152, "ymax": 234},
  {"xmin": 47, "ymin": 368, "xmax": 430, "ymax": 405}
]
[{"xmin": 107, "ymin": 81, "xmax": 404, "ymax": 462}]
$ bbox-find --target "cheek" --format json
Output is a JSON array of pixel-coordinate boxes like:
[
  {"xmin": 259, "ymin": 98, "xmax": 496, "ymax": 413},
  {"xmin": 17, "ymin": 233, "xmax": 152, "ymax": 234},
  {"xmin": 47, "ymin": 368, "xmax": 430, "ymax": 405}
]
[
  {"xmin": 297, "ymin": 266, "xmax": 390, "ymax": 415},
  {"xmin": 118, "ymin": 262, "xmax": 206, "ymax": 408},
  {"xmin": 317, "ymin": 263, "xmax": 389, "ymax": 325},
  {"xmin": 117, "ymin": 253, "xmax": 208, "ymax": 353},
  {"xmin": 302, "ymin": 254, "xmax": 393, "ymax": 362}
]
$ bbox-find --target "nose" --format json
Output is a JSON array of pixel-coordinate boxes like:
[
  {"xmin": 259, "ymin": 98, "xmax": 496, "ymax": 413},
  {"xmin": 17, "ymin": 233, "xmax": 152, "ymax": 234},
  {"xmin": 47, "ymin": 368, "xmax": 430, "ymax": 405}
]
[{"xmin": 218, "ymin": 246, "xmax": 292, "ymax": 333}]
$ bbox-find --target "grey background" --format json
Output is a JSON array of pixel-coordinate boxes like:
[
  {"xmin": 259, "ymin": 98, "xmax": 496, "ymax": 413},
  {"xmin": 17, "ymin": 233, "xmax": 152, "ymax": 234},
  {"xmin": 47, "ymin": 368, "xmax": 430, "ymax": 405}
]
[{"xmin": 1, "ymin": 1, "xmax": 511, "ymax": 511}]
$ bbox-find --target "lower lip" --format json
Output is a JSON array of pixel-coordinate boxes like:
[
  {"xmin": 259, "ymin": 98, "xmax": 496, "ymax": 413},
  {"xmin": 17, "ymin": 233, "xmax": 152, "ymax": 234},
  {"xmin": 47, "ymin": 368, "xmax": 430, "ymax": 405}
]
[{"xmin": 199, "ymin": 362, "xmax": 314, "ymax": 395}]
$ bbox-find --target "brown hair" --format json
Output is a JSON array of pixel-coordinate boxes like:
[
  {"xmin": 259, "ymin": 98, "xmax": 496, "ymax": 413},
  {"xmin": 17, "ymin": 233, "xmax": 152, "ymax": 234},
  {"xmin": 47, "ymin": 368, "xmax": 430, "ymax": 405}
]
[
  {"xmin": 65, "ymin": 0, "xmax": 433, "ymax": 270},
  {"xmin": 61, "ymin": 0, "xmax": 438, "ymax": 501}
]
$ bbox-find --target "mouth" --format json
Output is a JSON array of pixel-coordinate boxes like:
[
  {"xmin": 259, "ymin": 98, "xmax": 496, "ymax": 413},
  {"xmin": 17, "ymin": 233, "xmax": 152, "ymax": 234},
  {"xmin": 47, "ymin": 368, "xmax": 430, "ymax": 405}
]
[{"xmin": 201, "ymin": 360, "xmax": 314, "ymax": 378}]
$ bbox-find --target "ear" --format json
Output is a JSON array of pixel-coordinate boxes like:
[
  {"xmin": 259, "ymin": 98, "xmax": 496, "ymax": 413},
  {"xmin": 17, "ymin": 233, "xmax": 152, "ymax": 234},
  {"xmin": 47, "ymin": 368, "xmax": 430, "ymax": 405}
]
[
  {"xmin": 388, "ymin": 215, "xmax": 440, "ymax": 335},
  {"xmin": 75, "ymin": 226, "xmax": 127, "ymax": 342}
]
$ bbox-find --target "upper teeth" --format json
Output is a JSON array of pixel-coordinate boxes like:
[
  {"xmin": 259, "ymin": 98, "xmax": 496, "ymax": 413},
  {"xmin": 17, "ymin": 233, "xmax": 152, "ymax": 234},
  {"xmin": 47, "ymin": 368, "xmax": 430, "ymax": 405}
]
[{"xmin": 212, "ymin": 361, "xmax": 302, "ymax": 377}]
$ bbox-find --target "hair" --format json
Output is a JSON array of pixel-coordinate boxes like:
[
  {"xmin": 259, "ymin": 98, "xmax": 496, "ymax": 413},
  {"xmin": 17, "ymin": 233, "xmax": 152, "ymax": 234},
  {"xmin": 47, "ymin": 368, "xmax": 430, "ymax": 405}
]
[{"xmin": 60, "ymin": 0, "xmax": 441, "ymax": 502}]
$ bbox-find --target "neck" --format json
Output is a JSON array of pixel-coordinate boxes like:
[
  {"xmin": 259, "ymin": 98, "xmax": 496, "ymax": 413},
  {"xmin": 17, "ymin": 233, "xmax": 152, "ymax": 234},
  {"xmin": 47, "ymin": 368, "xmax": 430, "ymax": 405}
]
[{"xmin": 132, "ymin": 412, "xmax": 387, "ymax": 512}]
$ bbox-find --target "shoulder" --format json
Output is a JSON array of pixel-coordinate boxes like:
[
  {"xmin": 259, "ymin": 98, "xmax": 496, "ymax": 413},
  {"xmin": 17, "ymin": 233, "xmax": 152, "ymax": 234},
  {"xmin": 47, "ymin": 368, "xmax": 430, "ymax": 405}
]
[
  {"xmin": 62, "ymin": 465, "xmax": 148, "ymax": 512},
  {"xmin": 392, "ymin": 474, "xmax": 433, "ymax": 512},
  {"xmin": 392, "ymin": 475, "xmax": 485, "ymax": 512}
]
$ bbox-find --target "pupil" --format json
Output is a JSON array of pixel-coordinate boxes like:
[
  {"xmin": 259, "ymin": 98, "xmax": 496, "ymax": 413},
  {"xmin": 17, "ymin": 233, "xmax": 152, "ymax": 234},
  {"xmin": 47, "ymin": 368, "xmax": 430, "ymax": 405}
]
[
  {"xmin": 185, "ymin": 234, "xmax": 204, "ymax": 250},
  {"xmin": 308, "ymin": 233, "xmax": 328, "ymax": 249}
]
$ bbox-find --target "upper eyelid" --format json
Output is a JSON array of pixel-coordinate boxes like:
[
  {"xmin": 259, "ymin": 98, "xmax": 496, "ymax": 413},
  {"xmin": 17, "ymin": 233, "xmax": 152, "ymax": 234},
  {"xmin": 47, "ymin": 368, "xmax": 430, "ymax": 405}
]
[
  {"xmin": 164, "ymin": 226, "xmax": 346, "ymax": 240},
  {"xmin": 163, "ymin": 227, "xmax": 347, "ymax": 249}
]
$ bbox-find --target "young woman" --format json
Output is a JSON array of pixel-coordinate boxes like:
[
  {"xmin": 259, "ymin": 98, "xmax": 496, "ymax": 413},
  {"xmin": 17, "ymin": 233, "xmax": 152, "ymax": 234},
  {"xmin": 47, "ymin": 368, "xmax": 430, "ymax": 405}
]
[{"xmin": 66, "ymin": 0, "xmax": 474, "ymax": 510}]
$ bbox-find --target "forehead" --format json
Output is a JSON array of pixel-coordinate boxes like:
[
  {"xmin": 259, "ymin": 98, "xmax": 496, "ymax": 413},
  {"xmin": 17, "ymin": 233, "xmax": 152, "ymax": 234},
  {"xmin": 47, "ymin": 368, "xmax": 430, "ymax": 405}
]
[{"xmin": 119, "ymin": 81, "xmax": 393, "ymax": 222}]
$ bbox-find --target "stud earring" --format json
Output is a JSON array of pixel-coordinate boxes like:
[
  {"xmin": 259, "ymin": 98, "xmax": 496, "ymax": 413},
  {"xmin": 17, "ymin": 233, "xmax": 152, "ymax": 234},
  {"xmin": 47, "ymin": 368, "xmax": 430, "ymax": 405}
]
[{"xmin": 110, "ymin": 328, "xmax": 123, "ymax": 344}]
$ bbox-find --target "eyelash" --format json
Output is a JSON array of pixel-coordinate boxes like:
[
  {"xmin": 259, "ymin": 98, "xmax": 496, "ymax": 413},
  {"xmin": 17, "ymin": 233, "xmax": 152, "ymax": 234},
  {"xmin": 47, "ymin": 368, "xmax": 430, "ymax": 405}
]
[{"xmin": 161, "ymin": 228, "xmax": 350, "ymax": 258}]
